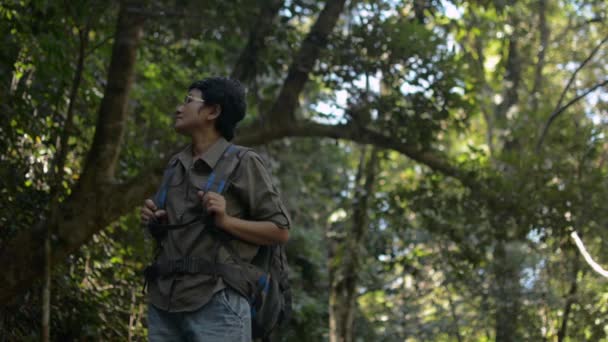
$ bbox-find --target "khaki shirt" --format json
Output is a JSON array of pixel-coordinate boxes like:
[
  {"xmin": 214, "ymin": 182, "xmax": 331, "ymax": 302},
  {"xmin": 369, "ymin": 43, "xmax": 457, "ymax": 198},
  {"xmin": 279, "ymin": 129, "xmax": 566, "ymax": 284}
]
[{"xmin": 147, "ymin": 137, "xmax": 291, "ymax": 312}]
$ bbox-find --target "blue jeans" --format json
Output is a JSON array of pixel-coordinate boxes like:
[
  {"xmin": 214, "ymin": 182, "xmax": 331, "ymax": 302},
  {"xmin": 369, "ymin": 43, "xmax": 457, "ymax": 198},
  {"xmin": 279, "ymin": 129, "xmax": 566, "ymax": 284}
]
[{"xmin": 148, "ymin": 288, "xmax": 251, "ymax": 342}]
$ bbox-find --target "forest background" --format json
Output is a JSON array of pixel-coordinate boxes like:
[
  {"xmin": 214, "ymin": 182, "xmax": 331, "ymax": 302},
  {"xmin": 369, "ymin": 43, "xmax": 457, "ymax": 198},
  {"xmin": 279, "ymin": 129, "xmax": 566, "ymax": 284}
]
[{"xmin": 1, "ymin": 0, "xmax": 607, "ymax": 341}]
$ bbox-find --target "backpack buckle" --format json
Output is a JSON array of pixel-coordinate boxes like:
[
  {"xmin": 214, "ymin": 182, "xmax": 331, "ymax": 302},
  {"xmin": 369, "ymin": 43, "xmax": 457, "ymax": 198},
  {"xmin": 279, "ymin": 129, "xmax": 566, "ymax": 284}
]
[{"xmin": 173, "ymin": 259, "xmax": 185, "ymax": 274}]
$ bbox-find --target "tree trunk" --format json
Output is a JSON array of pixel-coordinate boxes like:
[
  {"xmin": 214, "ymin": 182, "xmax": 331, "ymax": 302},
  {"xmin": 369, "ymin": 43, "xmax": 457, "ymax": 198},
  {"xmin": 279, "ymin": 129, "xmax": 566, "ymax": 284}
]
[
  {"xmin": 557, "ymin": 253, "xmax": 580, "ymax": 342},
  {"xmin": 531, "ymin": 0, "xmax": 549, "ymax": 114},
  {"xmin": 0, "ymin": 1, "xmax": 145, "ymax": 305},
  {"xmin": 491, "ymin": 7, "xmax": 526, "ymax": 339},
  {"xmin": 444, "ymin": 283, "xmax": 464, "ymax": 342},
  {"xmin": 81, "ymin": 2, "xmax": 145, "ymax": 183},
  {"xmin": 493, "ymin": 238, "xmax": 522, "ymax": 342},
  {"xmin": 41, "ymin": 234, "xmax": 51, "ymax": 342},
  {"xmin": 329, "ymin": 146, "xmax": 379, "ymax": 342},
  {"xmin": 41, "ymin": 22, "xmax": 91, "ymax": 341}
]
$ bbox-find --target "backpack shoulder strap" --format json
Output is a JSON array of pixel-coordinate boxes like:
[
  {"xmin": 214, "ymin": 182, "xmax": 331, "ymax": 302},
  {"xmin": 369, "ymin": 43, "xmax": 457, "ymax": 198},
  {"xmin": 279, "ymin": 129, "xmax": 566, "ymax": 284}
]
[
  {"xmin": 203, "ymin": 144, "xmax": 252, "ymax": 195},
  {"xmin": 151, "ymin": 145, "xmax": 251, "ymax": 231},
  {"xmin": 154, "ymin": 157, "xmax": 179, "ymax": 209},
  {"xmin": 204, "ymin": 145, "xmax": 257, "ymax": 260}
]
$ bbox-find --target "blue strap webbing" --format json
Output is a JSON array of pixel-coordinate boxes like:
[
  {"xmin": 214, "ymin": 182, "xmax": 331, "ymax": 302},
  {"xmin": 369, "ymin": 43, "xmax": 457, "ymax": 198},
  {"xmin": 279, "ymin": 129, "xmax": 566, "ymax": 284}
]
[
  {"xmin": 155, "ymin": 166, "xmax": 176, "ymax": 209},
  {"xmin": 201, "ymin": 144, "xmax": 238, "ymax": 194},
  {"xmin": 155, "ymin": 144, "xmax": 241, "ymax": 211},
  {"xmin": 217, "ymin": 180, "xmax": 226, "ymax": 193},
  {"xmin": 263, "ymin": 274, "xmax": 271, "ymax": 294},
  {"xmin": 204, "ymin": 173, "xmax": 216, "ymax": 192}
]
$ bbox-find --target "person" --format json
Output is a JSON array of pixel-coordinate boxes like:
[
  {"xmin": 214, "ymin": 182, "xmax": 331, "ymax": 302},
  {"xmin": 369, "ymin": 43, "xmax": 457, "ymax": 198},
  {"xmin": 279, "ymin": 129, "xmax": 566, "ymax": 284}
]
[{"xmin": 140, "ymin": 77, "xmax": 291, "ymax": 341}]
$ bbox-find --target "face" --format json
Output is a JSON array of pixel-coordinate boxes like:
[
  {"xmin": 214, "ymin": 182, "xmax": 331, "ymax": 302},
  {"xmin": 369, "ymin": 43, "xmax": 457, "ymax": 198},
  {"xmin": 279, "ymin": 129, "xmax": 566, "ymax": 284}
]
[{"xmin": 174, "ymin": 89, "xmax": 217, "ymax": 135}]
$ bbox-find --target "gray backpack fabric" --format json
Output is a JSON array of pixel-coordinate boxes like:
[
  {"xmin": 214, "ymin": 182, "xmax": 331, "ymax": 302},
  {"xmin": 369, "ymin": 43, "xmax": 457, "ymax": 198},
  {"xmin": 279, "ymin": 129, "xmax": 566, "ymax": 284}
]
[{"xmin": 249, "ymin": 242, "xmax": 292, "ymax": 339}]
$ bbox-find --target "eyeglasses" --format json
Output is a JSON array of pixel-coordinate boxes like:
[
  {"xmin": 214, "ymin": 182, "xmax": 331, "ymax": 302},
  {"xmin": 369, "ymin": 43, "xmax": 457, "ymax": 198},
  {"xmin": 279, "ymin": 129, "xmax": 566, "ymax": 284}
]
[{"xmin": 184, "ymin": 95, "xmax": 205, "ymax": 105}]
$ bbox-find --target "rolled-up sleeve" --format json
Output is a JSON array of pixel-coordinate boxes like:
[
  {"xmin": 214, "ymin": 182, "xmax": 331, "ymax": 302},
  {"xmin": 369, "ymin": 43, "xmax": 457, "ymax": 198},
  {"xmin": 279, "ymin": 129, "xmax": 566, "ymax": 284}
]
[{"xmin": 231, "ymin": 151, "xmax": 291, "ymax": 229}]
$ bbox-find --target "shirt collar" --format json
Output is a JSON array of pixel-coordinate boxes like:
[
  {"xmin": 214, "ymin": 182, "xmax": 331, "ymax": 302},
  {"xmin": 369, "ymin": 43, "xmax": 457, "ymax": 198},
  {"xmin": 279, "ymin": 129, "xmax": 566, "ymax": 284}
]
[{"xmin": 177, "ymin": 137, "xmax": 231, "ymax": 169}]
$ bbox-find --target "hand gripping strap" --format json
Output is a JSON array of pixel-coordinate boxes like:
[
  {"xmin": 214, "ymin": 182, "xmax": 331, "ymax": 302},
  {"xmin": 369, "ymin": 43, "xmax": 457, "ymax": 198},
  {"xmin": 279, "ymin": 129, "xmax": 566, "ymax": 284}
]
[{"xmin": 149, "ymin": 144, "xmax": 249, "ymax": 233}]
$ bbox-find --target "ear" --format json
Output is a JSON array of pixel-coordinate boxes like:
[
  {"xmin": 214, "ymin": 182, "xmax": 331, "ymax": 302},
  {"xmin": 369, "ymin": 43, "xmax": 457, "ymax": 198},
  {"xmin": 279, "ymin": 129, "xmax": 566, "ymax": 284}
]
[{"xmin": 207, "ymin": 104, "xmax": 222, "ymax": 121}]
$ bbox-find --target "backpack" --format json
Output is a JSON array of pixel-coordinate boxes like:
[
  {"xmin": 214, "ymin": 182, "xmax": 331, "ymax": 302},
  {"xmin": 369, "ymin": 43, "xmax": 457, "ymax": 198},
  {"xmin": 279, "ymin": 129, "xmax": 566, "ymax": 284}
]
[{"xmin": 144, "ymin": 143, "xmax": 292, "ymax": 340}]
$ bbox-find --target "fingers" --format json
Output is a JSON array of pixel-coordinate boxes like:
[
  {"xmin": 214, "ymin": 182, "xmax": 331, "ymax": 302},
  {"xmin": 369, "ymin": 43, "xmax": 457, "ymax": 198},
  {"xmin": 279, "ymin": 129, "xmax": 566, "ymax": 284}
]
[
  {"xmin": 142, "ymin": 207, "xmax": 155, "ymax": 218},
  {"xmin": 205, "ymin": 196, "xmax": 224, "ymax": 208},
  {"xmin": 197, "ymin": 191, "xmax": 206, "ymax": 201},
  {"xmin": 198, "ymin": 191, "xmax": 225, "ymax": 213},
  {"xmin": 205, "ymin": 201, "xmax": 223, "ymax": 215},
  {"xmin": 198, "ymin": 191, "xmax": 214, "ymax": 206},
  {"xmin": 141, "ymin": 198, "xmax": 164, "ymax": 225},
  {"xmin": 141, "ymin": 206, "xmax": 154, "ymax": 223},
  {"xmin": 145, "ymin": 199, "xmax": 157, "ymax": 211},
  {"xmin": 205, "ymin": 199, "xmax": 219, "ymax": 210}
]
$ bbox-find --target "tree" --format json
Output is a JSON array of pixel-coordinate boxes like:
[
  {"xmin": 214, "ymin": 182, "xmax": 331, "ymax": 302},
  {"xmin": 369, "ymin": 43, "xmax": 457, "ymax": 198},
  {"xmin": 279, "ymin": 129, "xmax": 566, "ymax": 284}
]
[{"xmin": 2, "ymin": 0, "xmax": 607, "ymax": 340}]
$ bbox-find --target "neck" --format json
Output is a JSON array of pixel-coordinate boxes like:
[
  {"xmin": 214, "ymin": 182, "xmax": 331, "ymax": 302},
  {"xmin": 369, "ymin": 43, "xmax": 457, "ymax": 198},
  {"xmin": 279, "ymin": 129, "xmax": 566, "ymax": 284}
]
[{"xmin": 191, "ymin": 128, "xmax": 222, "ymax": 157}]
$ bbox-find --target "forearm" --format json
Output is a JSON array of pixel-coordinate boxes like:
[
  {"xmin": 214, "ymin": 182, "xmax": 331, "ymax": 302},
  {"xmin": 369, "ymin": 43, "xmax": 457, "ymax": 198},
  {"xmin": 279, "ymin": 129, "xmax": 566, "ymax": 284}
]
[{"xmin": 219, "ymin": 215, "xmax": 289, "ymax": 246}]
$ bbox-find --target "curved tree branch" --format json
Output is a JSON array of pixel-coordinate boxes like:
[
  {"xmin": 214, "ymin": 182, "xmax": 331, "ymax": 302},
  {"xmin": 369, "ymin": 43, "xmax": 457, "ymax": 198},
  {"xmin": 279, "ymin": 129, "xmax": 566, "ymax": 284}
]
[
  {"xmin": 536, "ymin": 35, "xmax": 608, "ymax": 151},
  {"xmin": 536, "ymin": 79, "xmax": 608, "ymax": 151},
  {"xmin": 571, "ymin": 231, "xmax": 608, "ymax": 278},
  {"xmin": 231, "ymin": 0, "xmax": 285, "ymax": 84},
  {"xmin": 553, "ymin": 36, "xmax": 607, "ymax": 116},
  {"xmin": 266, "ymin": 0, "xmax": 347, "ymax": 126}
]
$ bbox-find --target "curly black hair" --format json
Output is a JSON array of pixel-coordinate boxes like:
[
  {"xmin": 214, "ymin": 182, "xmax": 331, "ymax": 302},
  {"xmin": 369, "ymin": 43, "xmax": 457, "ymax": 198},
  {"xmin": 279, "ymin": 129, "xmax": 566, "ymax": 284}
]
[{"xmin": 188, "ymin": 77, "xmax": 246, "ymax": 141}]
